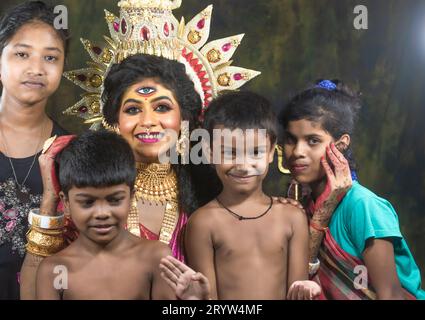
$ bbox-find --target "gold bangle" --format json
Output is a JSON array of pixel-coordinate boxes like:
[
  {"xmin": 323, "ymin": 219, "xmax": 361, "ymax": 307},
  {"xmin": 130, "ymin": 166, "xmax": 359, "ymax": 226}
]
[{"xmin": 25, "ymin": 226, "xmax": 66, "ymax": 257}]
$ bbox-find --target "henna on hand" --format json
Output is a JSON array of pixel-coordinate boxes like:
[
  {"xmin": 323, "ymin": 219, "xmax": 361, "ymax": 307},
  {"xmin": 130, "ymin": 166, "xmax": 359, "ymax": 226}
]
[{"xmin": 308, "ymin": 143, "xmax": 353, "ymax": 262}]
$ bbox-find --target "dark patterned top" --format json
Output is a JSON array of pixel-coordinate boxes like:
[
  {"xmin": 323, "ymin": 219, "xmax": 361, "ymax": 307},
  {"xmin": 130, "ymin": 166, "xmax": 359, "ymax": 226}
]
[{"xmin": 0, "ymin": 121, "xmax": 68, "ymax": 300}]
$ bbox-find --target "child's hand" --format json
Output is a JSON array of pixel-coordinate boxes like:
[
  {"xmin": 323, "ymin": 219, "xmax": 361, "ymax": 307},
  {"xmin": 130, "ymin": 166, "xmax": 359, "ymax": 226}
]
[
  {"xmin": 312, "ymin": 143, "xmax": 352, "ymax": 225},
  {"xmin": 39, "ymin": 135, "xmax": 76, "ymax": 215},
  {"xmin": 159, "ymin": 256, "xmax": 211, "ymax": 300},
  {"xmin": 273, "ymin": 197, "xmax": 305, "ymax": 212},
  {"xmin": 287, "ymin": 280, "xmax": 321, "ymax": 300}
]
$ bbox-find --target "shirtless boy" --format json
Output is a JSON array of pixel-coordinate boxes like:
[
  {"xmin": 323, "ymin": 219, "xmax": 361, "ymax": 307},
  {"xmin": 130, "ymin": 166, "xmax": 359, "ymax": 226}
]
[
  {"xmin": 161, "ymin": 92, "xmax": 321, "ymax": 300},
  {"xmin": 35, "ymin": 131, "xmax": 196, "ymax": 299}
]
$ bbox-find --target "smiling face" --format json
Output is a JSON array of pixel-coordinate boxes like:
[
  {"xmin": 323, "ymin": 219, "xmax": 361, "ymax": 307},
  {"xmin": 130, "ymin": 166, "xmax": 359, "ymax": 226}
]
[
  {"xmin": 283, "ymin": 119, "xmax": 335, "ymax": 185},
  {"xmin": 0, "ymin": 21, "xmax": 64, "ymax": 106},
  {"xmin": 212, "ymin": 128, "xmax": 275, "ymax": 195},
  {"xmin": 117, "ymin": 79, "xmax": 182, "ymax": 163},
  {"xmin": 61, "ymin": 184, "xmax": 132, "ymax": 245}
]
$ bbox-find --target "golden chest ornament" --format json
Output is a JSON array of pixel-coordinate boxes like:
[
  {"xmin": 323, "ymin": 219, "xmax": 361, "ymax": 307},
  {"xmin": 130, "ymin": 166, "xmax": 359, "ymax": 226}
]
[{"xmin": 127, "ymin": 163, "xmax": 179, "ymax": 245}]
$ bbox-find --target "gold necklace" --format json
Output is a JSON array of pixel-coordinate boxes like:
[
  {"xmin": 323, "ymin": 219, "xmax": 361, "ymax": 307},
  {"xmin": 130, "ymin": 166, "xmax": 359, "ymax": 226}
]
[
  {"xmin": 127, "ymin": 163, "xmax": 179, "ymax": 245},
  {"xmin": 134, "ymin": 163, "xmax": 177, "ymax": 203}
]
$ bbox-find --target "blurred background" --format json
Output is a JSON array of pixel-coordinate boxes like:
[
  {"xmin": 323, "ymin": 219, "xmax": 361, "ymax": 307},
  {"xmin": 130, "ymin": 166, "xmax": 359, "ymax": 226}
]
[{"xmin": 1, "ymin": 0, "xmax": 424, "ymax": 280}]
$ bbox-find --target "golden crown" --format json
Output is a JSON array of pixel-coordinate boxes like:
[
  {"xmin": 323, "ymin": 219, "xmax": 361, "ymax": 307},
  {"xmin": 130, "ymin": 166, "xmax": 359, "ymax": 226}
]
[{"xmin": 63, "ymin": 0, "xmax": 261, "ymax": 129}]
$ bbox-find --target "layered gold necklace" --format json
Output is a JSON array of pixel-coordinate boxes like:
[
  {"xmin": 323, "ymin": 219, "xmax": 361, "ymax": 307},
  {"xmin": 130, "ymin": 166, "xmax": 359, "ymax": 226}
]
[{"xmin": 127, "ymin": 163, "xmax": 179, "ymax": 245}]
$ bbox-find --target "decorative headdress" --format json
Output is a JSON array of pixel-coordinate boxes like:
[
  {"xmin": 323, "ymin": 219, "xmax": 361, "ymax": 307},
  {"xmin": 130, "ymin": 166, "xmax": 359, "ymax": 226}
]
[{"xmin": 63, "ymin": 0, "xmax": 261, "ymax": 129}]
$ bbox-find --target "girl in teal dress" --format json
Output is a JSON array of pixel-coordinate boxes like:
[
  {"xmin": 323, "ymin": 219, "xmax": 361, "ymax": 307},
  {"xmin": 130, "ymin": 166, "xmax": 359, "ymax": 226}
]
[{"xmin": 279, "ymin": 79, "xmax": 424, "ymax": 300}]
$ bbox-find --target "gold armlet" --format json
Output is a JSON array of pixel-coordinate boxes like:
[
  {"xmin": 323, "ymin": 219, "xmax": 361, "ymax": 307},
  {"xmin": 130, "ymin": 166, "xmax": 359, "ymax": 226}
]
[{"xmin": 26, "ymin": 226, "xmax": 65, "ymax": 257}]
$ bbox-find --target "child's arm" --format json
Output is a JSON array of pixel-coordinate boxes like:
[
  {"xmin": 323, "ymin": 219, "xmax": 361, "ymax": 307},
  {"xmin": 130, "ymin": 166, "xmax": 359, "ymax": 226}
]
[
  {"xmin": 22, "ymin": 136, "xmax": 75, "ymax": 299},
  {"xmin": 151, "ymin": 245, "xmax": 177, "ymax": 300},
  {"xmin": 160, "ymin": 256, "xmax": 211, "ymax": 300},
  {"xmin": 308, "ymin": 143, "xmax": 352, "ymax": 264},
  {"xmin": 286, "ymin": 206, "xmax": 322, "ymax": 299},
  {"xmin": 287, "ymin": 206, "xmax": 309, "ymax": 284},
  {"xmin": 184, "ymin": 210, "xmax": 218, "ymax": 299},
  {"xmin": 362, "ymin": 238, "xmax": 404, "ymax": 299},
  {"xmin": 35, "ymin": 258, "xmax": 61, "ymax": 300},
  {"xmin": 20, "ymin": 253, "xmax": 45, "ymax": 299}
]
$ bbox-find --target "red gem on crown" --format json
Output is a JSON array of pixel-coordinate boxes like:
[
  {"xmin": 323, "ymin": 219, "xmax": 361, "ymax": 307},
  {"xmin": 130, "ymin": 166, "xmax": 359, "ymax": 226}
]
[{"xmin": 141, "ymin": 26, "xmax": 151, "ymax": 40}]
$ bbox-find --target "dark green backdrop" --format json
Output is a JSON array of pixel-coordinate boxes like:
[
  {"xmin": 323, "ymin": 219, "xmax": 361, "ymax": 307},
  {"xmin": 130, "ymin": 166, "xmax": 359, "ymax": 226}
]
[{"xmin": 1, "ymin": 0, "xmax": 424, "ymax": 281}]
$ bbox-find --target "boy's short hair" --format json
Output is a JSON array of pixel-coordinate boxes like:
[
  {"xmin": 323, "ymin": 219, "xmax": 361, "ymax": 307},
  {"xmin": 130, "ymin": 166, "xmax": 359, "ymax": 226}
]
[
  {"xmin": 203, "ymin": 91, "xmax": 278, "ymax": 145},
  {"xmin": 58, "ymin": 130, "xmax": 136, "ymax": 195}
]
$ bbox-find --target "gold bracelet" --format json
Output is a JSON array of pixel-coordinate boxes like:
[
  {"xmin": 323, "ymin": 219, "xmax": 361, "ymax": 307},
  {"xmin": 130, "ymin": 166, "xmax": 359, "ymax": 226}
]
[{"xmin": 26, "ymin": 226, "xmax": 66, "ymax": 257}]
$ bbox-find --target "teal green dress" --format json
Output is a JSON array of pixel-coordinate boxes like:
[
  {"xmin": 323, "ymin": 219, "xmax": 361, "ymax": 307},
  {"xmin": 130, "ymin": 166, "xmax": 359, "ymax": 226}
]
[{"xmin": 328, "ymin": 181, "xmax": 425, "ymax": 299}]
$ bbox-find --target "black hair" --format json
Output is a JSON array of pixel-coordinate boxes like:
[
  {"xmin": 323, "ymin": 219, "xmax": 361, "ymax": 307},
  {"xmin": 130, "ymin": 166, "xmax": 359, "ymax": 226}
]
[
  {"xmin": 279, "ymin": 79, "xmax": 362, "ymax": 170},
  {"xmin": 102, "ymin": 54, "xmax": 201, "ymax": 132},
  {"xmin": 102, "ymin": 54, "xmax": 203, "ymax": 214},
  {"xmin": 203, "ymin": 91, "xmax": 278, "ymax": 145},
  {"xmin": 0, "ymin": 1, "xmax": 70, "ymax": 56},
  {"xmin": 57, "ymin": 130, "xmax": 136, "ymax": 195}
]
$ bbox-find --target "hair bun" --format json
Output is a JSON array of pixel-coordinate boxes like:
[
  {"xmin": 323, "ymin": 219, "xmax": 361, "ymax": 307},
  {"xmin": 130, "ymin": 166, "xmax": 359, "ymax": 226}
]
[
  {"xmin": 313, "ymin": 79, "xmax": 362, "ymax": 115},
  {"xmin": 330, "ymin": 79, "xmax": 362, "ymax": 99}
]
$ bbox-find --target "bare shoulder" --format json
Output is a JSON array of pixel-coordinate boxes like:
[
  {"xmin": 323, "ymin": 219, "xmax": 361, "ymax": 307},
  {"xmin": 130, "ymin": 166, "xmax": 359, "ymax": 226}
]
[
  {"xmin": 37, "ymin": 254, "xmax": 64, "ymax": 279},
  {"xmin": 187, "ymin": 199, "xmax": 221, "ymax": 230},
  {"xmin": 272, "ymin": 201, "xmax": 307, "ymax": 225},
  {"xmin": 37, "ymin": 241, "xmax": 81, "ymax": 274},
  {"xmin": 136, "ymin": 238, "xmax": 171, "ymax": 262}
]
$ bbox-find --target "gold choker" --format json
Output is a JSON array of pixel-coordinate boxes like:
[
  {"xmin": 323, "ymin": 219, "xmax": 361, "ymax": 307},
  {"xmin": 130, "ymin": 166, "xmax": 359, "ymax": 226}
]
[
  {"xmin": 127, "ymin": 163, "xmax": 179, "ymax": 245},
  {"xmin": 134, "ymin": 163, "xmax": 177, "ymax": 204}
]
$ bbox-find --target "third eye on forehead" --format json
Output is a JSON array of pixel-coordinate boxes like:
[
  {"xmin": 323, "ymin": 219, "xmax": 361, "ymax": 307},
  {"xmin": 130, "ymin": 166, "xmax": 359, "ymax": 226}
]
[{"xmin": 136, "ymin": 87, "xmax": 156, "ymax": 97}]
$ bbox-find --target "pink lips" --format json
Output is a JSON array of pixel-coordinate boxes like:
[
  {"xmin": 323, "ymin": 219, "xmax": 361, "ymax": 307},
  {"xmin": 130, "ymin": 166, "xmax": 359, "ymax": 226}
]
[
  {"xmin": 91, "ymin": 225, "xmax": 114, "ymax": 235},
  {"xmin": 291, "ymin": 164, "xmax": 309, "ymax": 173},
  {"xmin": 140, "ymin": 138, "xmax": 159, "ymax": 143},
  {"xmin": 135, "ymin": 132, "xmax": 162, "ymax": 144},
  {"xmin": 228, "ymin": 173, "xmax": 256, "ymax": 183},
  {"xmin": 23, "ymin": 81, "xmax": 45, "ymax": 89}
]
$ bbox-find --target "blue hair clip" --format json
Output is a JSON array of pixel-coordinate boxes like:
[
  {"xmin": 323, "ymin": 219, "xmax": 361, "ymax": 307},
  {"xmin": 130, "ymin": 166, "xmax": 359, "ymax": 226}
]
[{"xmin": 316, "ymin": 80, "xmax": 337, "ymax": 91}]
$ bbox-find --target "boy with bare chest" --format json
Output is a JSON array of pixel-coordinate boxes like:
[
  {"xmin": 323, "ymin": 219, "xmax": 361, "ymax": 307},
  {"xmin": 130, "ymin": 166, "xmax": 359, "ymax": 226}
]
[
  {"xmin": 36, "ymin": 131, "xmax": 203, "ymax": 300},
  {"xmin": 161, "ymin": 92, "xmax": 321, "ymax": 300}
]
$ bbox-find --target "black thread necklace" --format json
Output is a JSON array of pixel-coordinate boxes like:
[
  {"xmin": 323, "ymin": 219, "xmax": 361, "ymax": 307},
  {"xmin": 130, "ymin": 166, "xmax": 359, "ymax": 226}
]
[
  {"xmin": 0, "ymin": 116, "xmax": 47, "ymax": 203},
  {"xmin": 216, "ymin": 196, "xmax": 273, "ymax": 221}
]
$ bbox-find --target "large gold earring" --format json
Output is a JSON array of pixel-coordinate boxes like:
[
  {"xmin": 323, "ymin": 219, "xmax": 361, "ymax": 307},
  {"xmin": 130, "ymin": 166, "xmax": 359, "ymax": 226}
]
[
  {"xmin": 287, "ymin": 179, "xmax": 302, "ymax": 201},
  {"xmin": 275, "ymin": 145, "xmax": 290, "ymax": 174},
  {"xmin": 113, "ymin": 126, "xmax": 121, "ymax": 135},
  {"xmin": 176, "ymin": 120, "xmax": 190, "ymax": 164},
  {"xmin": 102, "ymin": 118, "xmax": 120, "ymax": 135}
]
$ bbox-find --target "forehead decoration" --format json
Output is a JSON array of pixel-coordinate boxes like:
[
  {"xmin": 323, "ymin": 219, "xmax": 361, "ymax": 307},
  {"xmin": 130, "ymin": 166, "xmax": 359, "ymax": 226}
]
[{"xmin": 136, "ymin": 87, "xmax": 157, "ymax": 97}]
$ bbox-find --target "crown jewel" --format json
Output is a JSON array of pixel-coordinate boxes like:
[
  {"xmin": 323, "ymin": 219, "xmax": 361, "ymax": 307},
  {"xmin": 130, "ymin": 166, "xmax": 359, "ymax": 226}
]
[
  {"xmin": 64, "ymin": 0, "xmax": 261, "ymax": 129},
  {"xmin": 118, "ymin": 0, "xmax": 182, "ymax": 10}
]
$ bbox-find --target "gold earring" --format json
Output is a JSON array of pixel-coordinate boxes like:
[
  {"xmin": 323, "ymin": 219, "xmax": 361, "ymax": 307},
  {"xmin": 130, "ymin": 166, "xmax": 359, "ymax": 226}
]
[
  {"xmin": 287, "ymin": 179, "xmax": 302, "ymax": 201},
  {"xmin": 101, "ymin": 118, "xmax": 120, "ymax": 135},
  {"xmin": 276, "ymin": 145, "xmax": 290, "ymax": 174},
  {"xmin": 176, "ymin": 121, "xmax": 189, "ymax": 164}
]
